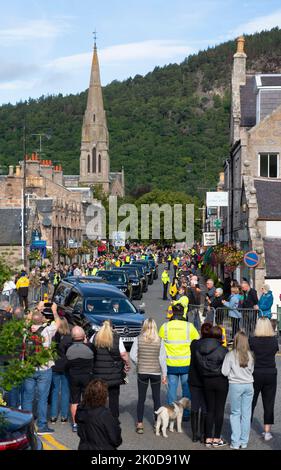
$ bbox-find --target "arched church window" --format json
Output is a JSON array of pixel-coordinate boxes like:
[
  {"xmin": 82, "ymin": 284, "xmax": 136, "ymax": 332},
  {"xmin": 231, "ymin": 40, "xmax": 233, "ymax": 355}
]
[
  {"xmin": 92, "ymin": 147, "xmax": 97, "ymax": 173},
  {"xmin": 93, "ymin": 114, "xmax": 96, "ymax": 122},
  {"xmin": 87, "ymin": 154, "xmax": 90, "ymax": 173},
  {"xmin": 98, "ymin": 154, "xmax": 102, "ymax": 173}
]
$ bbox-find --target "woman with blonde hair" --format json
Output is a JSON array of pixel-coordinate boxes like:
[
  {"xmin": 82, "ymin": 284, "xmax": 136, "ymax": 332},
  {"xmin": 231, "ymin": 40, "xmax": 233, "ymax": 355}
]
[
  {"xmin": 222, "ymin": 331, "xmax": 254, "ymax": 449},
  {"xmin": 92, "ymin": 320, "xmax": 130, "ymax": 419},
  {"xmin": 249, "ymin": 318, "xmax": 279, "ymax": 442},
  {"xmin": 130, "ymin": 318, "xmax": 167, "ymax": 434}
]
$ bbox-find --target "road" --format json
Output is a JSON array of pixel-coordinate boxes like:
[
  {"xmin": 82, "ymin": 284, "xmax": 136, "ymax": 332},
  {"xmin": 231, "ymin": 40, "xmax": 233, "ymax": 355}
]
[{"xmin": 48, "ymin": 266, "xmax": 281, "ymax": 451}]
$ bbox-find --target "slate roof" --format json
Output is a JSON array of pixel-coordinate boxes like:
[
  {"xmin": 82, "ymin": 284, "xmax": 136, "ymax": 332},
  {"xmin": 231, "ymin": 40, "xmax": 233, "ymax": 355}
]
[
  {"xmin": 264, "ymin": 238, "xmax": 281, "ymax": 278},
  {"xmin": 240, "ymin": 76, "xmax": 256, "ymax": 127},
  {"xmin": 35, "ymin": 199, "xmax": 53, "ymax": 213},
  {"xmin": 254, "ymin": 179, "xmax": 281, "ymax": 220},
  {"xmin": 0, "ymin": 208, "xmax": 22, "ymax": 245}
]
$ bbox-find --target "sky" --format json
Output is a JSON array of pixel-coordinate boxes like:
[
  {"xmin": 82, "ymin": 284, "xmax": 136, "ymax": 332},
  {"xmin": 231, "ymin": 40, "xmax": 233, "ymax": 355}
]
[{"xmin": 1, "ymin": 0, "xmax": 281, "ymax": 105}]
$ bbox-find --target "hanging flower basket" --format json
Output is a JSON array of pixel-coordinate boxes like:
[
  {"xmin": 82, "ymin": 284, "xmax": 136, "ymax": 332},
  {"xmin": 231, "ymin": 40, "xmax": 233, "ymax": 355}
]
[{"xmin": 213, "ymin": 244, "xmax": 244, "ymax": 268}]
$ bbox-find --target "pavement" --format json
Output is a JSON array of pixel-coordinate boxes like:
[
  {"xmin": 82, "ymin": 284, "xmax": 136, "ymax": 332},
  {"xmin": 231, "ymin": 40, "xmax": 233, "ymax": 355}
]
[{"xmin": 46, "ymin": 266, "xmax": 281, "ymax": 451}]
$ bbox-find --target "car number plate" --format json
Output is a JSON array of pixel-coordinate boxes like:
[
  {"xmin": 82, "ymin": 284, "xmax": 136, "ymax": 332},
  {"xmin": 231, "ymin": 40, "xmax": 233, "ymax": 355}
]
[{"xmin": 122, "ymin": 337, "xmax": 133, "ymax": 342}]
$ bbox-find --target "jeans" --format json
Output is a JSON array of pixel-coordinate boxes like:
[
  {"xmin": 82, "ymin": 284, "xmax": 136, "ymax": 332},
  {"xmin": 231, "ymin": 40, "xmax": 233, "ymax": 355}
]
[
  {"xmin": 7, "ymin": 384, "xmax": 24, "ymax": 409},
  {"xmin": 167, "ymin": 371, "xmax": 190, "ymax": 417},
  {"xmin": 229, "ymin": 383, "xmax": 254, "ymax": 447},
  {"xmin": 50, "ymin": 372, "xmax": 70, "ymax": 419},
  {"xmin": 22, "ymin": 368, "xmax": 52, "ymax": 430}
]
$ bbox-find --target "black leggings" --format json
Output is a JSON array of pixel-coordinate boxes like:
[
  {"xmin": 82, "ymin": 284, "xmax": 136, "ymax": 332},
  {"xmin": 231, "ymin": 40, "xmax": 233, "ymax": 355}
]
[
  {"xmin": 108, "ymin": 385, "xmax": 120, "ymax": 419},
  {"xmin": 252, "ymin": 371, "xmax": 277, "ymax": 425},
  {"xmin": 190, "ymin": 385, "xmax": 207, "ymax": 413},
  {"xmin": 137, "ymin": 374, "xmax": 161, "ymax": 422},
  {"xmin": 204, "ymin": 377, "xmax": 228, "ymax": 439}
]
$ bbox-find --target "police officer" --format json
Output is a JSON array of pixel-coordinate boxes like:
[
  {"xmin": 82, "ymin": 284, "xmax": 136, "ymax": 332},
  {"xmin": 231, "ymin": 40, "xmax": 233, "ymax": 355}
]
[
  {"xmin": 161, "ymin": 267, "xmax": 170, "ymax": 300},
  {"xmin": 53, "ymin": 271, "xmax": 61, "ymax": 289},
  {"xmin": 159, "ymin": 304, "xmax": 199, "ymax": 419},
  {"xmin": 167, "ymin": 253, "xmax": 172, "ymax": 271}
]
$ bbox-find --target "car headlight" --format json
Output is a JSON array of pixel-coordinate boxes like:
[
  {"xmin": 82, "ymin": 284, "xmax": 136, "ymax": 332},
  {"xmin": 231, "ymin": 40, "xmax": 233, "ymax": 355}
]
[{"xmin": 132, "ymin": 282, "xmax": 140, "ymax": 286}]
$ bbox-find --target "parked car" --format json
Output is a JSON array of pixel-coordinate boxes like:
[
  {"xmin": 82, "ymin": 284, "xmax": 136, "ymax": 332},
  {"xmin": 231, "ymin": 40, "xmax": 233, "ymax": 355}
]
[
  {"xmin": 112, "ymin": 267, "xmax": 143, "ymax": 300},
  {"xmin": 147, "ymin": 258, "xmax": 158, "ymax": 280},
  {"xmin": 130, "ymin": 263, "xmax": 149, "ymax": 292},
  {"xmin": 0, "ymin": 406, "xmax": 43, "ymax": 450},
  {"xmin": 53, "ymin": 280, "xmax": 145, "ymax": 348},
  {"xmin": 133, "ymin": 260, "xmax": 154, "ymax": 285},
  {"xmin": 95, "ymin": 270, "xmax": 133, "ymax": 299}
]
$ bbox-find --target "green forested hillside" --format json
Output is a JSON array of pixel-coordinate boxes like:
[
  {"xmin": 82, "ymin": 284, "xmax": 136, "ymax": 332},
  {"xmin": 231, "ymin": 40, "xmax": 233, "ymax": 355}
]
[{"xmin": 1, "ymin": 28, "xmax": 281, "ymax": 197}]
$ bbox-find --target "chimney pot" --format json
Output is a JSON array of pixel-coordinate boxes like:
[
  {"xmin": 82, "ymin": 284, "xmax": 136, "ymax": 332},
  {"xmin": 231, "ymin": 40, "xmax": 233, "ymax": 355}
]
[
  {"xmin": 236, "ymin": 36, "xmax": 245, "ymax": 54},
  {"xmin": 8, "ymin": 165, "xmax": 14, "ymax": 176}
]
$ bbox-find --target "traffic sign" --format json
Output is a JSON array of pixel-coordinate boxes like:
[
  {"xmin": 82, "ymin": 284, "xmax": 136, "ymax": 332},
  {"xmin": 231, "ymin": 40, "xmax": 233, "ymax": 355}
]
[
  {"xmin": 244, "ymin": 251, "xmax": 260, "ymax": 268},
  {"xmin": 203, "ymin": 232, "xmax": 217, "ymax": 246},
  {"xmin": 214, "ymin": 219, "xmax": 222, "ymax": 229}
]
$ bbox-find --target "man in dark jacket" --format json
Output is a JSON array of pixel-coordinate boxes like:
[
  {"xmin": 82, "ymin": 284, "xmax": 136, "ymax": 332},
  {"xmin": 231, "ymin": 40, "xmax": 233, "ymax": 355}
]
[
  {"xmin": 66, "ymin": 326, "xmax": 94, "ymax": 432},
  {"xmin": 241, "ymin": 279, "xmax": 259, "ymax": 335}
]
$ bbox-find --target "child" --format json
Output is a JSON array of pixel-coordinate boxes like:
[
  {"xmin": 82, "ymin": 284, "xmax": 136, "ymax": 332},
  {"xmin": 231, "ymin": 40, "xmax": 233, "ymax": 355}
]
[
  {"xmin": 222, "ymin": 331, "xmax": 254, "ymax": 449},
  {"xmin": 76, "ymin": 379, "xmax": 122, "ymax": 450}
]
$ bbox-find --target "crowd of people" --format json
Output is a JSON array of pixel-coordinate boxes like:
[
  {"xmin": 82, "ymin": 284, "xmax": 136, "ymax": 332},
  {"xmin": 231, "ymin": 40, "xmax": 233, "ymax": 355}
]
[{"xmin": 0, "ymin": 244, "xmax": 279, "ymax": 451}]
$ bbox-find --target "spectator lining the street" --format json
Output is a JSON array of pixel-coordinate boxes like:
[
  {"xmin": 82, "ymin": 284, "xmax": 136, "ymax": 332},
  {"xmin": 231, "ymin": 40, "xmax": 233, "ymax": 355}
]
[
  {"xmin": 222, "ymin": 331, "xmax": 254, "ymax": 450},
  {"xmin": 66, "ymin": 326, "xmax": 95, "ymax": 432},
  {"xmin": 189, "ymin": 322, "xmax": 211, "ymax": 443},
  {"xmin": 195, "ymin": 325, "xmax": 228, "ymax": 448},
  {"xmin": 50, "ymin": 318, "xmax": 72, "ymax": 424},
  {"xmin": 258, "ymin": 285, "xmax": 274, "ymax": 319},
  {"xmin": 130, "ymin": 318, "xmax": 167, "ymax": 434},
  {"xmin": 92, "ymin": 320, "xmax": 130, "ymax": 419},
  {"xmin": 249, "ymin": 318, "xmax": 279, "ymax": 442},
  {"xmin": 76, "ymin": 379, "xmax": 122, "ymax": 450}
]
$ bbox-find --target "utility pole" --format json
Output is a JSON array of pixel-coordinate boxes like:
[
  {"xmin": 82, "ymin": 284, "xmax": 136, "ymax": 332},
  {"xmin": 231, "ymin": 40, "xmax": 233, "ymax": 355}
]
[{"xmin": 22, "ymin": 121, "xmax": 27, "ymax": 267}]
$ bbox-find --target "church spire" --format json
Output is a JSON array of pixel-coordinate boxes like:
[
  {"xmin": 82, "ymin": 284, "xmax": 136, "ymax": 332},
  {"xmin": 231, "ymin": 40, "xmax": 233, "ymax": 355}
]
[{"xmin": 79, "ymin": 35, "xmax": 110, "ymax": 192}]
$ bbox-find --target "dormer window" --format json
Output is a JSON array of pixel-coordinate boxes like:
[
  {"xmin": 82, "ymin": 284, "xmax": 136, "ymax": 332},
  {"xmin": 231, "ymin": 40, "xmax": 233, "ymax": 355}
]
[
  {"xmin": 255, "ymin": 74, "xmax": 281, "ymax": 123},
  {"xmin": 259, "ymin": 153, "xmax": 278, "ymax": 178}
]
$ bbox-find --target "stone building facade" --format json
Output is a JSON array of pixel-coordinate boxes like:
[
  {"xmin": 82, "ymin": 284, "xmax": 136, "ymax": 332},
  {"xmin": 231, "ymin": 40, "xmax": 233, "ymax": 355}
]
[{"xmin": 223, "ymin": 36, "xmax": 281, "ymax": 303}]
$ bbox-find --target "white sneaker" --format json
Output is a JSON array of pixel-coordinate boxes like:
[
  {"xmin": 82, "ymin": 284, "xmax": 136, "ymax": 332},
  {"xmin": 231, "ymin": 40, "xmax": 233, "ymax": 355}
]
[{"xmin": 264, "ymin": 432, "xmax": 273, "ymax": 441}]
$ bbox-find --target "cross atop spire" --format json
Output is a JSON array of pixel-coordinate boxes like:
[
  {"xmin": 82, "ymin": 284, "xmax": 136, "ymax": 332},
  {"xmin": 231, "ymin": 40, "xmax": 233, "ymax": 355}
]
[{"xmin": 93, "ymin": 29, "xmax": 97, "ymax": 49}]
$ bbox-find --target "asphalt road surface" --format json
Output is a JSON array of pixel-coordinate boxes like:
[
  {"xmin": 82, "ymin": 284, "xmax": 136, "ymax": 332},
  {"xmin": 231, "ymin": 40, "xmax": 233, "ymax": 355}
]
[{"xmin": 48, "ymin": 267, "xmax": 281, "ymax": 451}]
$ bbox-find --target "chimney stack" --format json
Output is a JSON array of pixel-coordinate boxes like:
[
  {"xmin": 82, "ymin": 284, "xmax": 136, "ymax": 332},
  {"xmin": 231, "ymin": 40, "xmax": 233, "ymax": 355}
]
[
  {"xmin": 231, "ymin": 36, "xmax": 247, "ymax": 144},
  {"xmin": 8, "ymin": 165, "xmax": 14, "ymax": 176}
]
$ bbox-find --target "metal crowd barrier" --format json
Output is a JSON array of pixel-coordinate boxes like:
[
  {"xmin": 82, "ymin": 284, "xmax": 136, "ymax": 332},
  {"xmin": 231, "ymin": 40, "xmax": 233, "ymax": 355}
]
[
  {"xmin": 187, "ymin": 304, "xmax": 216, "ymax": 332},
  {"xmin": 0, "ymin": 285, "xmax": 51, "ymax": 310},
  {"xmin": 214, "ymin": 307, "xmax": 260, "ymax": 342}
]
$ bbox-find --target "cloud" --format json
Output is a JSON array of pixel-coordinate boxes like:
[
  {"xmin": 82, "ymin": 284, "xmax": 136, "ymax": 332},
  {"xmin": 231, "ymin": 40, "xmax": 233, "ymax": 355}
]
[
  {"xmin": 47, "ymin": 39, "xmax": 193, "ymax": 73},
  {"xmin": 0, "ymin": 79, "xmax": 37, "ymax": 91},
  {"xmin": 0, "ymin": 18, "xmax": 70, "ymax": 45},
  {"xmin": 0, "ymin": 62, "xmax": 40, "ymax": 82},
  {"xmin": 231, "ymin": 9, "xmax": 281, "ymax": 36}
]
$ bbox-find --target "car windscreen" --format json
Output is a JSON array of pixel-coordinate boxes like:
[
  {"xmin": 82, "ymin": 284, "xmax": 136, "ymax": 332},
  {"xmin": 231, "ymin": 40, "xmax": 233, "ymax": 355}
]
[
  {"xmin": 85, "ymin": 297, "xmax": 137, "ymax": 314},
  {"xmin": 120, "ymin": 268, "xmax": 139, "ymax": 277},
  {"xmin": 97, "ymin": 272, "xmax": 126, "ymax": 283},
  {"xmin": 131, "ymin": 264, "xmax": 146, "ymax": 275}
]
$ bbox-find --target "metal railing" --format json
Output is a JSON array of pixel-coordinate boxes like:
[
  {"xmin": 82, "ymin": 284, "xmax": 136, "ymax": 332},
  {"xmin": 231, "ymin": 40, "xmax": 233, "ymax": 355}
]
[
  {"xmin": 214, "ymin": 307, "xmax": 259, "ymax": 342},
  {"xmin": 0, "ymin": 285, "xmax": 52, "ymax": 310}
]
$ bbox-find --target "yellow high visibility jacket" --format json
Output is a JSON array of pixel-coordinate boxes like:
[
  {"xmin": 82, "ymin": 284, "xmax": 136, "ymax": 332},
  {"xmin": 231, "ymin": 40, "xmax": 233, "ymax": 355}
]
[
  {"xmin": 173, "ymin": 295, "xmax": 189, "ymax": 318},
  {"xmin": 169, "ymin": 284, "xmax": 178, "ymax": 297},
  {"xmin": 115, "ymin": 260, "xmax": 121, "ymax": 268},
  {"xmin": 159, "ymin": 320, "xmax": 199, "ymax": 367},
  {"xmin": 168, "ymin": 255, "xmax": 172, "ymax": 261},
  {"xmin": 16, "ymin": 276, "xmax": 29, "ymax": 289},
  {"xmin": 161, "ymin": 271, "xmax": 170, "ymax": 284},
  {"xmin": 126, "ymin": 255, "xmax": 130, "ymax": 263},
  {"xmin": 173, "ymin": 259, "xmax": 178, "ymax": 267},
  {"xmin": 91, "ymin": 268, "xmax": 98, "ymax": 276}
]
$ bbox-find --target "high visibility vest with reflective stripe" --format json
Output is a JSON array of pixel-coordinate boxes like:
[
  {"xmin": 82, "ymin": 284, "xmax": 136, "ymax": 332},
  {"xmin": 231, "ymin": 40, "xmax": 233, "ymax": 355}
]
[{"xmin": 163, "ymin": 320, "xmax": 191, "ymax": 367}]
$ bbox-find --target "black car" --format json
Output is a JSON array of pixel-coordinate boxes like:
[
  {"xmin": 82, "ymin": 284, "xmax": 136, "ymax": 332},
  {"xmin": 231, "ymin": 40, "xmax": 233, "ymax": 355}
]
[
  {"xmin": 134, "ymin": 260, "xmax": 154, "ymax": 285},
  {"xmin": 148, "ymin": 258, "xmax": 158, "ymax": 280},
  {"xmin": 0, "ymin": 406, "xmax": 43, "ymax": 450},
  {"xmin": 95, "ymin": 270, "xmax": 133, "ymax": 299},
  {"xmin": 130, "ymin": 263, "xmax": 149, "ymax": 292},
  {"xmin": 53, "ymin": 280, "xmax": 145, "ymax": 347},
  {"xmin": 112, "ymin": 267, "xmax": 143, "ymax": 300}
]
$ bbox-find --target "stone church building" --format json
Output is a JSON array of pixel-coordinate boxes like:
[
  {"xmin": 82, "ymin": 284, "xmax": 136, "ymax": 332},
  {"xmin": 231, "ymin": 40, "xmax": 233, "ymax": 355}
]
[
  {"xmin": 0, "ymin": 42, "xmax": 124, "ymax": 266},
  {"xmin": 223, "ymin": 36, "xmax": 281, "ymax": 303}
]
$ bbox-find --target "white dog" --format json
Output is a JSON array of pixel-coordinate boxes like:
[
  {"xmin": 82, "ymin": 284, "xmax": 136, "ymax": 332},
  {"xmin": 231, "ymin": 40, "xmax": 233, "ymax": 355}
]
[{"xmin": 155, "ymin": 397, "xmax": 190, "ymax": 438}]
